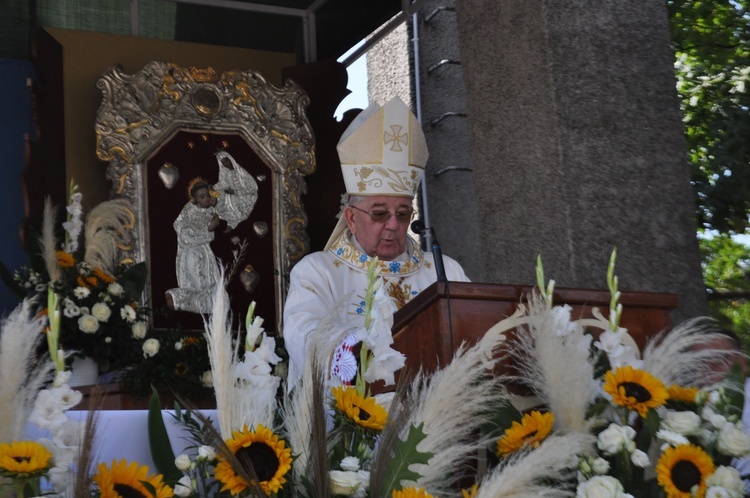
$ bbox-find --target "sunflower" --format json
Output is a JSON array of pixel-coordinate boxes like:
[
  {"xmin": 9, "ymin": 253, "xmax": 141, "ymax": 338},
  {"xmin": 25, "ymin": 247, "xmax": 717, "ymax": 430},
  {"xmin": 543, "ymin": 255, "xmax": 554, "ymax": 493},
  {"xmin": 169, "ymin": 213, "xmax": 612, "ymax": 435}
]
[
  {"xmin": 214, "ymin": 424, "xmax": 292, "ymax": 496},
  {"xmin": 392, "ymin": 487, "xmax": 435, "ymax": 498},
  {"xmin": 656, "ymin": 444, "xmax": 714, "ymax": 498},
  {"xmin": 667, "ymin": 384, "xmax": 699, "ymax": 404},
  {"xmin": 332, "ymin": 386, "xmax": 388, "ymax": 431},
  {"xmin": 462, "ymin": 484, "xmax": 479, "ymax": 498},
  {"xmin": 496, "ymin": 410, "xmax": 554, "ymax": 457},
  {"xmin": 602, "ymin": 365, "xmax": 668, "ymax": 417},
  {"xmin": 56, "ymin": 250, "xmax": 75, "ymax": 268},
  {"xmin": 93, "ymin": 459, "xmax": 173, "ymax": 498},
  {"xmin": 0, "ymin": 441, "xmax": 53, "ymax": 479}
]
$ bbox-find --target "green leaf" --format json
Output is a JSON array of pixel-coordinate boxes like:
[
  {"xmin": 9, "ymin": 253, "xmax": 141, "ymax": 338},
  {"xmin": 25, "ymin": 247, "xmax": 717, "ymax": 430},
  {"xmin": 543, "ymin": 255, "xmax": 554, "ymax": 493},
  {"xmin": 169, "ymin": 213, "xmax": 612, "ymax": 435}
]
[
  {"xmin": 120, "ymin": 262, "xmax": 147, "ymax": 301},
  {"xmin": 643, "ymin": 408, "xmax": 661, "ymax": 439},
  {"xmin": 147, "ymin": 387, "xmax": 181, "ymax": 484},
  {"xmin": 481, "ymin": 400, "xmax": 523, "ymax": 438},
  {"xmin": 380, "ymin": 423, "xmax": 433, "ymax": 496}
]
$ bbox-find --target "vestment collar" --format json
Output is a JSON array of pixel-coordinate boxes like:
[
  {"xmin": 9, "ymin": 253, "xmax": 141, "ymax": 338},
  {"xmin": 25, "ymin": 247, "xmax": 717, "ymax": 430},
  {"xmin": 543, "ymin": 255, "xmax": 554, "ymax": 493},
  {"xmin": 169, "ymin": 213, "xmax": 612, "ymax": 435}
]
[{"xmin": 328, "ymin": 229, "xmax": 424, "ymax": 276}]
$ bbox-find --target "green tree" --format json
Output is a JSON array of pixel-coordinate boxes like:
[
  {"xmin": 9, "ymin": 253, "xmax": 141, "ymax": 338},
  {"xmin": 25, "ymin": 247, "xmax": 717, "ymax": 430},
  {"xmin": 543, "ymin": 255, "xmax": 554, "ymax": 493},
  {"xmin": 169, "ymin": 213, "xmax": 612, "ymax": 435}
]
[
  {"xmin": 668, "ymin": 0, "xmax": 750, "ymax": 233},
  {"xmin": 700, "ymin": 235, "xmax": 750, "ymax": 344},
  {"xmin": 670, "ymin": 1, "xmax": 750, "ymax": 335}
]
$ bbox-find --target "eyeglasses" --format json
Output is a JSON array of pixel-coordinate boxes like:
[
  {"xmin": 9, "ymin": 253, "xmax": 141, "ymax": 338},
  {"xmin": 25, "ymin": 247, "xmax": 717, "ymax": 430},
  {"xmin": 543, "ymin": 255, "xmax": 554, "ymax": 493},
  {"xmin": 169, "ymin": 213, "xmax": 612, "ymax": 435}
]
[{"xmin": 349, "ymin": 204, "xmax": 414, "ymax": 224}]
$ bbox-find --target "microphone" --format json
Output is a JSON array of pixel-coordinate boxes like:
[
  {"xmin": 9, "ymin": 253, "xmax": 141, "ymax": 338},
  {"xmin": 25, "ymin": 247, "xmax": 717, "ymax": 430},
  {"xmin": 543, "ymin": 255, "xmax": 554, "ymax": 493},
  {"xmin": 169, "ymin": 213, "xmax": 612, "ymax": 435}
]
[{"xmin": 410, "ymin": 220, "xmax": 447, "ymax": 282}]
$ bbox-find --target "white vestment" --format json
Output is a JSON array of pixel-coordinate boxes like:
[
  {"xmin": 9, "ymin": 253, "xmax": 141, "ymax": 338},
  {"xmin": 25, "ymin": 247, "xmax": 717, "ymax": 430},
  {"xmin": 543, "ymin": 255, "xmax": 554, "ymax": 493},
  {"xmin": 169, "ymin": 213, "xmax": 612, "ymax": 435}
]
[{"xmin": 282, "ymin": 229, "xmax": 470, "ymax": 387}]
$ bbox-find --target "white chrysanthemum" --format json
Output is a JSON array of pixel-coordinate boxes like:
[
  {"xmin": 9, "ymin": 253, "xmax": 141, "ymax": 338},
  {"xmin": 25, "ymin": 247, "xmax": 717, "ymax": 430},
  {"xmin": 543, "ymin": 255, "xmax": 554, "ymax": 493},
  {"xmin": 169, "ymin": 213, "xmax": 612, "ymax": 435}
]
[
  {"xmin": 656, "ymin": 428, "xmax": 690, "ymax": 448},
  {"xmin": 63, "ymin": 306, "xmax": 80, "ymax": 318},
  {"xmin": 120, "ymin": 304, "xmax": 136, "ymax": 322},
  {"xmin": 73, "ymin": 286, "xmax": 91, "ymax": 299}
]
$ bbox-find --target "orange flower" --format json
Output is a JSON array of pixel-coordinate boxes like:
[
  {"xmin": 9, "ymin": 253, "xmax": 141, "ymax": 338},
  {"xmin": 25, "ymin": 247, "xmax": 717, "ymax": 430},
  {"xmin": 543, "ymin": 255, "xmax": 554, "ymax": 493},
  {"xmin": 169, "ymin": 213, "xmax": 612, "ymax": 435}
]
[
  {"xmin": 56, "ymin": 251, "xmax": 75, "ymax": 268},
  {"xmin": 93, "ymin": 268, "xmax": 115, "ymax": 284},
  {"xmin": 77, "ymin": 276, "xmax": 99, "ymax": 288}
]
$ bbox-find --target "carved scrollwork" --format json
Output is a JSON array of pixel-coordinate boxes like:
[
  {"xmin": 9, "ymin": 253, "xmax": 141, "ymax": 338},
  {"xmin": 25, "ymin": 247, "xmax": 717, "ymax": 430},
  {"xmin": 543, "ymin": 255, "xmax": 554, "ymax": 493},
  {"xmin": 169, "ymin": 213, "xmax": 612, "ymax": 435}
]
[{"xmin": 95, "ymin": 61, "xmax": 316, "ymax": 317}]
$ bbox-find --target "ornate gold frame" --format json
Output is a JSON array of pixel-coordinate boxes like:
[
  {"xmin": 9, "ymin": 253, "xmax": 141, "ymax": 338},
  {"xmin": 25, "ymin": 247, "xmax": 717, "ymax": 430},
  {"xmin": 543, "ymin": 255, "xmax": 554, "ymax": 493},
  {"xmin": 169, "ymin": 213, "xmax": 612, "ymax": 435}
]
[{"xmin": 94, "ymin": 61, "xmax": 315, "ymax": 325}]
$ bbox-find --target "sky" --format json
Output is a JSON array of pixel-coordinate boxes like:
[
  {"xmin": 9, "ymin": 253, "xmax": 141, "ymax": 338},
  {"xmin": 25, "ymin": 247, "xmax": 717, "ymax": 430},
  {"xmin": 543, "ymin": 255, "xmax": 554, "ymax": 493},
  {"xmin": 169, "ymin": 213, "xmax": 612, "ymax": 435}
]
[{"xmin": 334, "ymin": 41, "xmax": 368, "ymax": 121}]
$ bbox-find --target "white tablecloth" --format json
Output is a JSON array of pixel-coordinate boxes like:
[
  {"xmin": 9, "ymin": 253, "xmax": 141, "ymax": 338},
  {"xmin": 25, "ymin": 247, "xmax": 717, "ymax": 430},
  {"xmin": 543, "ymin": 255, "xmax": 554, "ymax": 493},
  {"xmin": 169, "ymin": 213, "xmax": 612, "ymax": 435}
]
[{"xmin": 25, "ymin": 409, "xmax": 217, "ymax": 470}]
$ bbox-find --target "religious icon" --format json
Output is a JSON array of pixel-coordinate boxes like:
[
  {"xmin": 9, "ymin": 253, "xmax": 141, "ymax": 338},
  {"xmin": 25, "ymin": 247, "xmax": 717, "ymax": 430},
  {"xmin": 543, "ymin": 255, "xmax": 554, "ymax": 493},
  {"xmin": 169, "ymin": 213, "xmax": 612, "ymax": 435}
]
[
  {"xmin": 165, "ymin": 178, "xmax": 222, "ymax": 313},
  {"xmin": 213, "ymin": 151, "xmax": 259, "ymax": 232}
]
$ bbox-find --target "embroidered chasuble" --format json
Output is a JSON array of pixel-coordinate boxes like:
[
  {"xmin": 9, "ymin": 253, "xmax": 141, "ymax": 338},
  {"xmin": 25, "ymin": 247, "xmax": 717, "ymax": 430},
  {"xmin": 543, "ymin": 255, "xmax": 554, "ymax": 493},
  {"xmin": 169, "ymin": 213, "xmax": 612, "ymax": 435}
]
[{"xmin": 283, "ymin": 229, "xmax": 469, "ymax": 387}]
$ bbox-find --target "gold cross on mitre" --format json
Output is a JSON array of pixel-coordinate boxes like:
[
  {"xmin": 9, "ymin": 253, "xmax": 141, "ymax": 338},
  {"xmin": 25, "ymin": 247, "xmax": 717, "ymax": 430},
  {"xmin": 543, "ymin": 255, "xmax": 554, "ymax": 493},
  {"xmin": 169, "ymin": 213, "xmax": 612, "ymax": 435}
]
[{"xmin": 384, "ymin": 125, "xmax": 408, "ymax": 152}]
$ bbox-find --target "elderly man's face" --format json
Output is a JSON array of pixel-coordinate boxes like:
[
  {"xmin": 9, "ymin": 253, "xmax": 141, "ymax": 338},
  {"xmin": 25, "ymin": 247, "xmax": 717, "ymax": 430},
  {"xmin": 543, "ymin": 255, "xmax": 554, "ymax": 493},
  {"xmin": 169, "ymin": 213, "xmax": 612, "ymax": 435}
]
[{"xmin": 344, "ymin": 196, "xmax": 413, "ymax": 260}]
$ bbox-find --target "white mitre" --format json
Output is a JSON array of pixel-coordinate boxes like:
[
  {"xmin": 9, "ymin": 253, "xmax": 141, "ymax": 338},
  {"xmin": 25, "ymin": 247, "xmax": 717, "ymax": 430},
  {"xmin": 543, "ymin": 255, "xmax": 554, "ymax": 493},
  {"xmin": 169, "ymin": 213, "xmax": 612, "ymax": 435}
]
[{"xmin": 324, "ymin": 96, "xmax": 428, "ymax": 250}]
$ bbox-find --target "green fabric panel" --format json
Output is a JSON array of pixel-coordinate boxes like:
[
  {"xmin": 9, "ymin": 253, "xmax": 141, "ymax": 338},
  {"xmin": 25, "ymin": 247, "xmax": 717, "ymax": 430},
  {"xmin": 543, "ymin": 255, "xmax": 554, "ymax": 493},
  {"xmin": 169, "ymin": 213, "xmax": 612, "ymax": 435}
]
[
  {"xmin": 37, "ymin": 0, "xmax": 131, "ymax": 34},
  {"xmin": 0, "ymin": 0, "xmax": 32, "ymax": 59}
]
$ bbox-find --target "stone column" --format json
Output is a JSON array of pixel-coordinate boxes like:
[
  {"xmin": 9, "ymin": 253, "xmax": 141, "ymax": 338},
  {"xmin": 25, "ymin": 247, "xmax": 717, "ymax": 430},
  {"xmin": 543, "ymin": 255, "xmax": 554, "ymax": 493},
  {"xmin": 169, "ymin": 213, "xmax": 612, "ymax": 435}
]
[{"xmin": 454, "ymin": 0, "xmax": 707, "ymax": 321}]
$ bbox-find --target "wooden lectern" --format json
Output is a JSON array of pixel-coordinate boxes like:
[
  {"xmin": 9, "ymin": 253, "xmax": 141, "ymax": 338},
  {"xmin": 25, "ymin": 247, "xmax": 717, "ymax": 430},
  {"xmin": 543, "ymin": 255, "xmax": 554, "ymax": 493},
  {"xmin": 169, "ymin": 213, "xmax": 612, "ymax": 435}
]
[{"xmin": 391, "ymin": 282, "xmax": 679, "ymax": 376}]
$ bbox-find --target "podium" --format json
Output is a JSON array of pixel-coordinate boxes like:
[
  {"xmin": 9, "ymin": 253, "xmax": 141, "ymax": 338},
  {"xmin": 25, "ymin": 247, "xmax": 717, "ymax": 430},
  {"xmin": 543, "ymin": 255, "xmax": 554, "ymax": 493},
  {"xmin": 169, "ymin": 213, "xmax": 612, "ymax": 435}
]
[{"xmin": 391, "ymin": 282, "xmax": 678, "ymax": 376}]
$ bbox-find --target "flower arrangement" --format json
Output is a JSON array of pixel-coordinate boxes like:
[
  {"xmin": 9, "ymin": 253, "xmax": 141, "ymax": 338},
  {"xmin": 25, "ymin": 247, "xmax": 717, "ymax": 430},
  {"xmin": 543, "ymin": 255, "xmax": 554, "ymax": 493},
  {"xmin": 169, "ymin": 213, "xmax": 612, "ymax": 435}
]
[
  {"xmin": 489, "ymin": 250, "xmax": 750, "ymax": 498},
  {"xmin": 2, "ymin": 182, "xmax": 149, "ymax": 375},
  {"xmin": 2, "ymin": 243, "xmax": 747, "ymax": 497}
]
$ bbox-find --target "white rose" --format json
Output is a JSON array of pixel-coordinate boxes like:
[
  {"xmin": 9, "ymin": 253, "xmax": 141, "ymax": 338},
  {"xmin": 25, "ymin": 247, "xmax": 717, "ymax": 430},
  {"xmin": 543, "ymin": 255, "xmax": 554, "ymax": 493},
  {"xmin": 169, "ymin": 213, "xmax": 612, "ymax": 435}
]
[
  {"xmin": 78, "ymin": 314, "xmax": 100, "ymax": 334},
  {"xmin": 630, "ymin": 449, "xmax": 650, "ymax": 468},
  {"xmin": 591, "ymin": 457, "xmax": 610, "ymax": 475},
  {"xmin": 340, "ymin": 456, "xmax": 360, "ymax": 472},
  {"xmin": 142, "ymin": 338, "xmax": 160, "ymax": 358},
  {"xmin": 175, "ymin": 341, "xmax": 183, "ymax": 351},
  {"xmin": 197, "ymin": 445, "xmax": 216, "ymax": 461},
  {"xmin": 717, "ymin": 423, "xmax": 750, "ymax": 457},
  {"xmin": 201, "ymin": 370, "xmax": 213, "ymax": 387},
  {"xmin": 705, "ymin": 486, "xmax": 731, "ymax": 498},
  {"xmin": 597, "ymin": 424, "xmax": 636, "ymax": 455},
  {"xmin": 576, "ymin": 476, "xmax": 628, "ymax": 498},
  {"xmin": 131, "ymin": 321, "xmax": 148, "ymax": 339},
  {"xmin": 175, "ymin": 454, "xmax": 191, "ymax": 471},
  {"xmin": 662, "ymin": 410, "xmax": 702, "ymax": 436},
  {"xmin": 706, "ymin": 466, "xmax": 745, "ymax": 498},
  {"xmin": 107, "ymin": 282, "xmax": 124, "ymax": 297},
  {"xmin": 91, "ymin": 302, "xmax": 111, "ymax": 322},
  {"xmin": 330, "ymin": 470, "xmax": 363, "ymax": 495},
  {"xmin": 173, "ymin": 475, "xmax": 193, "ymax": 497}
]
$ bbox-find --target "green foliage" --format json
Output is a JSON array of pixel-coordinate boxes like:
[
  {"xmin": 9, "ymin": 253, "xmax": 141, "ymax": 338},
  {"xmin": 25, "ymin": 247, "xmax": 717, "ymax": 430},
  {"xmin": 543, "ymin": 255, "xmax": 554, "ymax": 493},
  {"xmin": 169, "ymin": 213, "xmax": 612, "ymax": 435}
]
[
  {"xmin": 147, "ymin": 388, "xmax": 181, "ymax": 485},
  {"xmin": 699, "ymin": 234, "xmax": 750, "ymax": 345},
  {"xmin": 669, "ymin": 0, "xmax": 750, "ymax": 233},
  {"xmin": 380, "ymin": 423, "xmax": 433, "ymax": 496}
]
